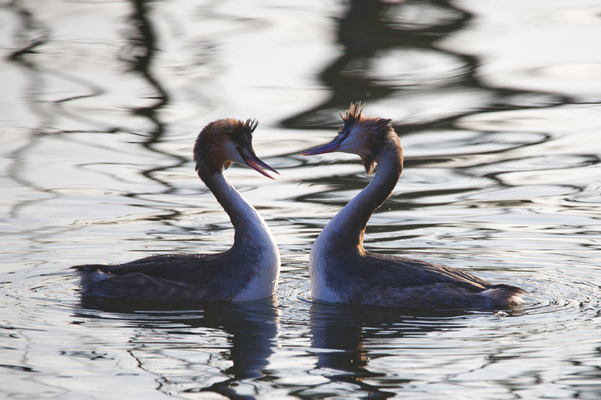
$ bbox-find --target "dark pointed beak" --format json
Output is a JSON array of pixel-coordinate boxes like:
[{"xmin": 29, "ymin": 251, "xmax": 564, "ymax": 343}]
[
  {"xmin": 240, "ymin": 149, "xmax": 279, "ymax": 180},
  {"xmin": 301, "ymin": 135, "xmax": 345, "ymax": 156}
]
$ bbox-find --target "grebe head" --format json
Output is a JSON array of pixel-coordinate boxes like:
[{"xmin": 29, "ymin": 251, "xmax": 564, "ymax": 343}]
[
  {"xmin": 301, "ymin": 102, "xmax": 395, "ymax": 174},
  {"xmin": 194, "ymin": 118, "xmax": 278, "ymax": 179}
]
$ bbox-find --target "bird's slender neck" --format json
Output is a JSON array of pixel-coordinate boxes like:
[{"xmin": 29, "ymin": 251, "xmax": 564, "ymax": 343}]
[
  {"xmin": 198, "ymin": 169, "xmax": 266, "ymax": 245},
  {"xmin": 324, "ymin": 134, "xmax": 403, "ymax": 253}
]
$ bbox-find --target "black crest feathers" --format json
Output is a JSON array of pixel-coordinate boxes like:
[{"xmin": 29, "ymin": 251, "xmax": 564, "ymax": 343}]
[
  {"xmin": 339, "ymin": 102, "xmax": 394, "ymax": 175},
  {"xmin": 340, "ymin": 102, "xmax": 365, "ymax": 124},
  {"xmin": 243, "ymin": 118, "xmax": 258, "ymax": 134}
]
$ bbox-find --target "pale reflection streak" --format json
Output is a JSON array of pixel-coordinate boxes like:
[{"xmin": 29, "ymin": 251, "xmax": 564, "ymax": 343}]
[
  {"xmin": 4, "ymin": 0, "xmax": 59, "ymax": 224},
  {"xmin": 2, "ymin": 0, "xmax": 187, "ymax": 233},
  {"xmin": 111, "ymin": 0, "xmax": 184, "ymax": 191}
]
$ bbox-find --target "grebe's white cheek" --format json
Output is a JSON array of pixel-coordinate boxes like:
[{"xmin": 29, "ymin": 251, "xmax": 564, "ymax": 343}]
[
  {"xmin": 223, "ymin": 141, "xmax": 246, "ymax": 165},
  {"xmin": 338, "ymin": 132, "xmax": 369, "ymax": 156}
]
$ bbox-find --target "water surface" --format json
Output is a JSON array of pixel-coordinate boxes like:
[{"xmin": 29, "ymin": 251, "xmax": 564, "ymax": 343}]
[{"xmin": 2, "ymin": 0, "xmax": 601, "ymax": 398}]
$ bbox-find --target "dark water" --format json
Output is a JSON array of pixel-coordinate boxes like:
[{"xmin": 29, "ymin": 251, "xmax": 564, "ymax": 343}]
[{"xmin": 2, "ymin": 0, "xmax": 601, "ymax": 398}]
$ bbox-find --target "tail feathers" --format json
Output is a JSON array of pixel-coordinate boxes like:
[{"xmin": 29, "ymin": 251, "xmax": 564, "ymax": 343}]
[
  {"xmin": 73, "ymin": 267, "xmax": 111, "ymax": 294},
  {"xmin": 490, "ymin": 284, "xmax": 525, "ymax": 295},
  {"xmin": 481, "ymin": 284, "xmax": 525, "ymax": 306}
]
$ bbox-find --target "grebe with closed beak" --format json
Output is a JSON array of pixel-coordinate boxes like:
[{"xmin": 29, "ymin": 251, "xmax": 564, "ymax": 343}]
[
  {"xmin": 73, "ymin": 119, "xmax": 280, "ymax": 302},
  {"xmin": 302, "ymin": 103, "xmax": 524, "ymax": 308}
]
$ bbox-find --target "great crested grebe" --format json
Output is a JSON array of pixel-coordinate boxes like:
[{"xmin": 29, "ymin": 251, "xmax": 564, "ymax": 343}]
[
  {"xmin": 302, "ymin": 103, "xmax": 524, "ymax": 309},
  {"xmin": 73, "ymin": 119, "xmax": 280, "ymax": 302}
]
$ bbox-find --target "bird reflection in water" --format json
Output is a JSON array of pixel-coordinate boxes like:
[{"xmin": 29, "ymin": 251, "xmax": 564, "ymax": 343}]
[
  {"xmin": 76, "ymin": 296, "xmax": 279, "ymax": 399},
  {"xmin": 309, "ymin": 301, "xmax": 469, "ymax": 398}
]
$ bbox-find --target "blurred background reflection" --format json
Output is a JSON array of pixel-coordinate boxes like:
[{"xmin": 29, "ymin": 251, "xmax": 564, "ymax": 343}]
[{"xmin": 2, "ymin": 0, "xmax": 601, "ymax": 398}]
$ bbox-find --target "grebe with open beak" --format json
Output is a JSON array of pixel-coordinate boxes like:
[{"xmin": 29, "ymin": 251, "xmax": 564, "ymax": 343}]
[
  {"xmin": 73, "ymin": 119, "xmax": 280, "ymax": 302},
  {"xmin": 302, "ymin": 103, "xmax": 524, "ymax": 308}
]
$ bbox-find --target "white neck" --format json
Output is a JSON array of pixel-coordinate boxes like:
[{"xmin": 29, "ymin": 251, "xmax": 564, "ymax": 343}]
[
  {"xmin": 200, "ymin": 171, "xmax": 267, "ymax": 243},
  {"xmin": 315, "ymin": 135, "xmax": 403, "ymax": 253},
  {"xmin": 309, "ymin": 135, "xmax": 402, "ymax": 303},
  {"xmin": 199, "ymin": 169, "xmax": 280, "ymax": 301}
]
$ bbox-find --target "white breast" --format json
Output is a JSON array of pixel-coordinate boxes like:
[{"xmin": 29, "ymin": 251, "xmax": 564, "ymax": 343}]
[
  {"xmin": 308, "ymin": 226, "xmax": 343, "ymax": 303},
  {"xmin": 232, "ymin": 218, "xmax": 280, "ymax": 302}
]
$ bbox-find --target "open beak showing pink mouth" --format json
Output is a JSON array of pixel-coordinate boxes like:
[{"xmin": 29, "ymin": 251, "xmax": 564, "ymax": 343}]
[{"xmin": 241, "ymin": 151, "xmax": 279, "ymax": 180}]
